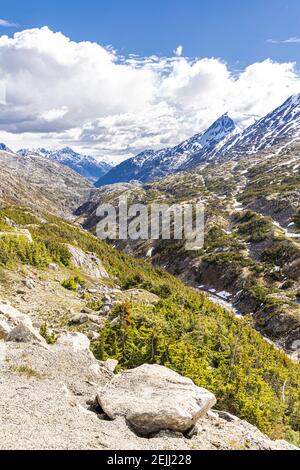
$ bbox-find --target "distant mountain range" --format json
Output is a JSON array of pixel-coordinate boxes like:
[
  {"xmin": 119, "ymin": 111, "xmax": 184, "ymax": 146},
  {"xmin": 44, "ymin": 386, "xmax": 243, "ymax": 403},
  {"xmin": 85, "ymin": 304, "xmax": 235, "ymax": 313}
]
[
  {"xmin": 17, "ymin": 147, "xmax": 112, "ymax": 183},
  {"xmin": 96, "ymin": 93, "xmax": 300, "ymax": 187}
]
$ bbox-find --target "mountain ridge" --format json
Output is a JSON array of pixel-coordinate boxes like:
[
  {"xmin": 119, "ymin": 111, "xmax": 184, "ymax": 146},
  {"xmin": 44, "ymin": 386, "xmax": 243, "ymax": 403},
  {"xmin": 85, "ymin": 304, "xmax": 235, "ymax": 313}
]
[
  {"xmin": 17, "ymin": 147, "xmax": 112, "ymax": 183},
  {"xmin": 96, "ymin": 93, "xmax": 300, "ymax": 186},
  {"xmin": 95, "ymin": 114, "xmax": 237, "ymax": 187}
]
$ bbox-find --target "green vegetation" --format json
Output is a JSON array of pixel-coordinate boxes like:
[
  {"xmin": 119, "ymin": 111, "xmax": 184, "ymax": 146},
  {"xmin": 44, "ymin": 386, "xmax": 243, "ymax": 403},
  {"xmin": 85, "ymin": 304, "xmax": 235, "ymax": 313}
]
[
  {"xmin": 261, "ymin": 241, "xmax": 300, "ymax": 267},
  {"xmin": 86, "ymin": 298, "xmax": 104, "ymax": 311},
  {"xmin": 92, "ymin": 299, "xmax": 299, "ymax": 443},
  {"xmin": 10, "ymin": 365, "xmax": 46, "ymax": 380},
  {"xmin": 40, "ymin": 323, "xmax": 58, "ymax": 345},
  {"xmin": 235, "ymin": 211, "xmax": 274, "ymax": 243},
  {"xmin": 61, "ymin": 275, "xmax": 86, "ymax": 291},
  {"xmin": 0, "ymin": 205, "xmax": 299, "ymax": 444}
]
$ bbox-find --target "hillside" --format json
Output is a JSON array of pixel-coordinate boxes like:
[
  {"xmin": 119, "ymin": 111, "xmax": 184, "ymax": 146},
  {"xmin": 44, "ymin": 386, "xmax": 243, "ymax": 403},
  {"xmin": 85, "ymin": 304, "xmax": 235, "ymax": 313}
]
[
  {"xmin": 18, "ymin": 147, "xmax": 113, "ymax": 184},
  {"xmin": 0, "ymin": 149, "xmax": 94, "ymax": 216},
  {"xmin": 0, "ymin": 204, "xmax": 298, "ymax": 447},
  {"xmin": 77, "ymin": 143, "xmax": 300, "ymax": 359}
]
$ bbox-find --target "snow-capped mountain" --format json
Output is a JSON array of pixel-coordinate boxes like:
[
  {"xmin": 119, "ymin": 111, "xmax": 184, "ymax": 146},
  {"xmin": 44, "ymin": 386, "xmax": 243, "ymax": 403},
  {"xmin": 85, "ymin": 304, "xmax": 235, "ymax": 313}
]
[
  {"xmin": 96, "ymin": 114, "xmax": 236, "ymax": 186},
  {"xmin": 216, "ymin": 93, "xmax": 300, "ymax": 157},
  {"xmin": 0, "ymin": 143, "xmax": 13, "ymax": 154},
  {"xmin": 17, "ymin": 147, "xmax": 112, "ymax": 183}
]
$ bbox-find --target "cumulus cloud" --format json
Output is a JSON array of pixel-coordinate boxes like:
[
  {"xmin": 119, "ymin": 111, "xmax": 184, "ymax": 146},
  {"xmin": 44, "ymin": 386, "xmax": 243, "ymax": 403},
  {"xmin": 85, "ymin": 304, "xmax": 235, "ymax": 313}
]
[{"xmin": 0, "ymin": 26, "xmax": 300, "ymax": 161}]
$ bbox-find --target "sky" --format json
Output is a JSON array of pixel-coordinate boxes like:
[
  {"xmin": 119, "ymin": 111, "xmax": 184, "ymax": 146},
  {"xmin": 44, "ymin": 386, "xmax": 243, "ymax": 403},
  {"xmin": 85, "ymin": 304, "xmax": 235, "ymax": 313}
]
[{"xmin": 0, "ymin": 0, "xmax": 300, "ymax": 162}]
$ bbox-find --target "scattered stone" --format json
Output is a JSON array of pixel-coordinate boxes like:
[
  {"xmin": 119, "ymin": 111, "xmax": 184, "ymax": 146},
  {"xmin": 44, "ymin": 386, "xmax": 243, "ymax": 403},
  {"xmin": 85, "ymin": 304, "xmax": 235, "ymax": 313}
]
[
  {"xmin": 87, "ymin": 314, "xmax": 104, "ymax": 325},
  {"xmin": 7, "ymin": 323, "xmax": 47, "ymax": 347},
  {"xmin": 88, "ymin": 289, "xmax": 98, "ymax": 294},
  {"xmin": 56, "ymin": 332, "xmax": 91, "ymax": 353},
  {"xmin": 97, "ymin": 364, "xmax": 216, "ymax": 436},
  {"xmin": 16, "ymin": 289, "xmax": 26, "ymax": 295},
  {"xmin": 87, "ymin": 331, "xmax": 100, "ymax": 341},
  {"xmin": 23, "ymin": 279, "xmax": 35, "ymax": 290},
  {"xmin": 103, "ymin": 295, "xmax": 111, "ymax": 304},
  {"xmin": 101, "ymin": 306, "xmax": 111, "ymax": 315},
  {"xmin": 81, "ymin": 307, "xmax": 96, "ymax": 315},
  {"xmin": 49, "ymin": 263, "xmax": 59, "ymax": 271},
  {"xmin": 70, "ymin": 313, "xmax": 89, "ymax": 325}
]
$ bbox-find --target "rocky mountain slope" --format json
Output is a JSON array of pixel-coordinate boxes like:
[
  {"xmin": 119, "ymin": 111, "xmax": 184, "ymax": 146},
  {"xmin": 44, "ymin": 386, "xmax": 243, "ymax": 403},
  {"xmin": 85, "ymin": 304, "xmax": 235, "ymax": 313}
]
[
  {"xmin": 215, "ymin": 93, "xmax": 300, "ymax": 158},
  {"xmin": 78, "ymin": 142, "xmax": 300, "ymax": 359},
  {"xmin": 96, "ymin": 93, "xmax": 300, "ymax": 186},
  {"xmin": 17, "ymin": 147, "xmax": 112, "ymax": 184},
  {"xmin": 96, "ymin": 114, "xmax": 236, "ymax": 186},
  {"xmin": 0, "ymin": 205, "xmax": 298, "ymax": 448},
  {"xmin": 0, "ymin": 148, "xmax": 94, "ymax": 216}
]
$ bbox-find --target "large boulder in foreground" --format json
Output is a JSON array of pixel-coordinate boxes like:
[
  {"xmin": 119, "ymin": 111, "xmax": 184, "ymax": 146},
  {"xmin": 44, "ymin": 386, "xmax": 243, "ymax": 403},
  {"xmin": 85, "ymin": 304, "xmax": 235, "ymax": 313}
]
[
  {"xmin": 67, "ymin": 245, "xmax": 109, "ymax": 279},
  {"xmin": 97, "ymin": 364, "xmax": 216, "ymax": 436}
]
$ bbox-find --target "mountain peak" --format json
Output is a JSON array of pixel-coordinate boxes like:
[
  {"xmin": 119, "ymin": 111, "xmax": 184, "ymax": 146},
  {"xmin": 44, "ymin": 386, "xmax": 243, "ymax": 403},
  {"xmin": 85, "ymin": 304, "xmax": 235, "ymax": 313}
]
[
  {"xmin": 0, "ymin": 143, "xmax": 13, "ymax": 153},
  {"xmin": 96, "ymin": 114, "xmax": 237, "ymax": 186},
  {"xmin": 217, "ymin": 92, "xmax": 300, "ymax": 157}
]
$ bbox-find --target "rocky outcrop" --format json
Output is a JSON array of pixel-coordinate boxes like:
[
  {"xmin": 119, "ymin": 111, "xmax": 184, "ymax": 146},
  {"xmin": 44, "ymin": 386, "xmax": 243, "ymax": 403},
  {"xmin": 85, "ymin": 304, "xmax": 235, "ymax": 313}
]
[
  {"xmin": 67, "ymin": 245, "xmax": 109, "ymax": 279},
  {"xmin": 0, "ymin": 303, "xmax": 33, "ymax": 327},
  {"xmin": 97, "ymin": 364, "xmax": 217, "ymax": 436},
  {"xmin": 7, "ymin": 323, "xmax": 47, "ymax": 347}
]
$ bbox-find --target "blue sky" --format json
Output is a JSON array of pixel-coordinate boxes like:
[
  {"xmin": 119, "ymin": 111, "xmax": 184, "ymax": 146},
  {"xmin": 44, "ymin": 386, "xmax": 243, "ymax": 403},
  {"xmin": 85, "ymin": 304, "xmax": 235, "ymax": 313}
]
[
  {"xmin": 1, "ymin": 0, "xmax": 300, "ymax": 67},
  {"xmin": 0, "ymin": 1, "xmax": 300, "ymax": 161}
]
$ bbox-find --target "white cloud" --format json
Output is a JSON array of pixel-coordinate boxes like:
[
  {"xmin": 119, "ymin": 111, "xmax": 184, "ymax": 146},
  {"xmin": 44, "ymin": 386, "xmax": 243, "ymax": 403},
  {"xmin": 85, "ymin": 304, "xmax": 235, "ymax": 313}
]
[
  {"xmin": 268, "ymin": 37, "xmax": 300, "ymax": 44},
  {"xmin": 0, "ymin": 19, "xmax": 17, "ymax": 27},
  {"xmin": 175, "ymin": 45, "xmax": 183, "ymax": 57},
  {"xmin": 0, "ymin": 26, "xmax": 300, "ymax": 161}
]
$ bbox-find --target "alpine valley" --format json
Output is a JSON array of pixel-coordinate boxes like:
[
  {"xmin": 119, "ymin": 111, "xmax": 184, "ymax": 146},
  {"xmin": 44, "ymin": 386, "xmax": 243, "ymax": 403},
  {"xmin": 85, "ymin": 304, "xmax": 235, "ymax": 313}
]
[{"xmin": 0, "ymin": 93, "xmax": 299, "ymax": 450}]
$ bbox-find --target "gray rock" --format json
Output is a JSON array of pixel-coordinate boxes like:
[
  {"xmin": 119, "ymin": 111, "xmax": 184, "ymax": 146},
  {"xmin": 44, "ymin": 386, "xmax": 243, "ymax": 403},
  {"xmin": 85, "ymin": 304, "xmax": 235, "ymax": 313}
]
[
  {"xmin": 23, "ymin": 279, "xmax": 35, "ymax": 290},
  {"xmin": 0, "ymin": 318, "xmax": 12, "ymax": 340},
  {"xmin": 0, "ymin": 303, "xmax": 32, "ymax": 327},
  {"xmin": 70, "ymin": 313, "xmax": 89, "ymax": 325},
  {"xmin": 56, "ymin": 332, "xmax": 91, "ymax": 353},
  {"xmin": 97, "ymin": 364, "xmax": 216, "ymax": 436},
  {"xmin": 87, "ymin": 331, "xmax": 100, "ymax": 341},
  {"xmin": 7, "ymin": 323, "xmax": 47, "ymax": 347},
  {"xmin": 67, "ymin": 245, "xmax": 109, "ymax": 279},
  {"xmin": 101, "ymin": 359, "xmax": 119, "ymax": 373},
  {"xmin": 49, "ymin": 263, "xmax": 59, "ymax": 271},
  {"xmin": 101, "ymin": 306, "xmax": 111, "ymax": 315},
  {"xmin": 87, "ymin": 314, "xmax": 104, "ymax": 325}
]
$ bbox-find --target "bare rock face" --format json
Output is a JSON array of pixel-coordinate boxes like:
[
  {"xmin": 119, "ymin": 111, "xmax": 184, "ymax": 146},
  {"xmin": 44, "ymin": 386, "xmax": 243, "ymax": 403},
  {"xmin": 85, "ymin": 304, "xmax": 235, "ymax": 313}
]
[
  {"xmin": 67, "ymin": 245, "xmax": 109, "ymax": 279},
  {"xmin": 0, "ymin": 303, "xmax": 33, "ymax": 327},
  {"xmin": 97, "ymin": 364, "xmax": 216, "ymax": 436},
  {"xmin": 7, "ymin": 323, "xmax": 47, "ymax": 347}
]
